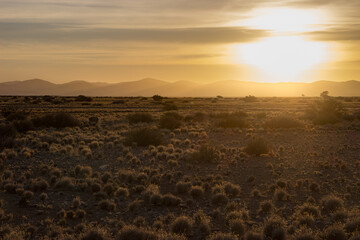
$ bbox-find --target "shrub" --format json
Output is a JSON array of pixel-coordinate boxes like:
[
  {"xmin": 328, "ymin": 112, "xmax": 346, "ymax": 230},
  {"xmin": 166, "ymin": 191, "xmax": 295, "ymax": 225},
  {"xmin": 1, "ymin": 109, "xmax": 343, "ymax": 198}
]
[
  {"xmin": 322, "ymin": 225, "xmax": 346, "ymax": 240},
  {"xmin": 245, "ymin": 137, "xmax": 269, "ymax": 156},
  {"xmin": 170, "ymin": 216, "xmax": 193, "ymax": 235},
  {"xmin": 1, "ymin": 109, "xmax": 29, "ymax": 121},
  {"xmin": 76, "ymin": 95, "xmax": 92, "ymax": 102},
  {"xmin": 264, "ymin": 116, "xmax": 303, "ymax": 129},
  {"xmin": 244, "ymin": 95, "xmax": 257, "ymax": 102},
  {"xmin": 32, "ymin": 112, "xmax": 80, "ymax": 129},
  {"xmin": 259, "ymin": 200, "xmax": 274, "ymax": 214},
  {"xmin": 189, "ymin": 145, "xmax": 219, "ymax": 163},
  {"xmin": 124, "ymin": 127, "xmax": 163, "ymax": 147},
  {"xmin": 224, "ymin": 183, "xmax": 241, "ymax": 197},
  {"xmin": 263, "ymin": 218, "xmax": 286, "ymax": 240},
  {"xmin": 305, "ymin": 96, "xmax": 346, "ymax": 125},
  {"xmin": 212, "ymin": 193, "xmax": 228, "ymax": 205},
  {"xmin": 0, "ymin": 124, "xmax": 17, "ymax": 149},
  {"xmin": 297, "ymin": 203, "xmax": 320, "ymax": 218},
  {"xmin": 12, "ymin": 119, "xmax": 34, "ymax": 133},
  {"xmin": 163, "ymin": 103, "xmax": 178, "ymax": 111},
  {"xmin": 229, "ymin": 219, "xmax": 245, "ymax": 236},
  {"xmin": 190, "ymin": 186, "xmax": 204, "ymax": 199},
  {"xmin": 162, "ymin": 194, "xmax": 181, "ymax": 206},
  {"xmin": 153, "ymin": 94, "xmax": 163, "ymax": 101},
  {"xmin": 322, "ymin": 196, "xmax": 343, "ymax": 214},
  {"xmin": 176, "ymin": 181, "xmax": 191, "ymax": 194},
  {"xmin": 159, "ymin": 112, "xmax": 182, "ymax": 130},
  {"xmin": 98, "ymin": 199, "xmax": 116, "ymax": 211},
  {"xmin": 185, "ymin": 112, "xmax": 206, "ymax": 122},
  {"xmin": 216, "ymin": 112, "xmax": 248, "ymax": 129},
  {"xmin": 127, "ymin": 113, "xmax": 153, "ymax": 124}
]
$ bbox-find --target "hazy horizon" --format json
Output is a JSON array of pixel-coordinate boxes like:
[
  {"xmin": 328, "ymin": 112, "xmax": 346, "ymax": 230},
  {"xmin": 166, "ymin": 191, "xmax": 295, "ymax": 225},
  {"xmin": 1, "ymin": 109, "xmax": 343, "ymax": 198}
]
[{"xmin": 1, "ymin": 0, "xmax": 360, "ymax": 84}]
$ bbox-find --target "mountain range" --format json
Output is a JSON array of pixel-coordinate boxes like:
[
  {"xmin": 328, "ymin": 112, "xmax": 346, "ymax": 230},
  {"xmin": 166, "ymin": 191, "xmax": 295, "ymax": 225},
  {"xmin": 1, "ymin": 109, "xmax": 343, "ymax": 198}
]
[{"xmin": 0, "ymin": 78, "xmax": 359, "ymax": 97}]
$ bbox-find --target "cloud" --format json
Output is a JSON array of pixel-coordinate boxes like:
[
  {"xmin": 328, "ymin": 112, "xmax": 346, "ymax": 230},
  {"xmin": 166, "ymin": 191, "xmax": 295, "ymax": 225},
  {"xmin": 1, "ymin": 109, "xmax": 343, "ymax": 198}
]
[
  {"xmin": 0, "ymin": 22, "xmax": 268, "ymax": 44},
  {"xmin": 307, "ymin": 26, "xmax": 360, "ymax": 41}
]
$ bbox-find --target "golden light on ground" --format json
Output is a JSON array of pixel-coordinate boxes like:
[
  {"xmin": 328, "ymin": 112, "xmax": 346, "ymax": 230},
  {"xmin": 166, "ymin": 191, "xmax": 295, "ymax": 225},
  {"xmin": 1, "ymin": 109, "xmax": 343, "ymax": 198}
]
[{"xmin": 234, "ymin": 36, "xmax": 328, "ymax": 79}]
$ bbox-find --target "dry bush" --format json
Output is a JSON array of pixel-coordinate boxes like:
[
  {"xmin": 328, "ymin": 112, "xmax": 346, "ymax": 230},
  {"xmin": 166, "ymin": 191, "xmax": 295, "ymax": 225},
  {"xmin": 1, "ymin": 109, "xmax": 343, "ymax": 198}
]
[
  {"xmin": 190, "ymin": 186, "xmax": 205, "ymax": 199},
  {"xmin": 124, "ymin": 127, "xmax": 163, "ymax": 147},
  {"xmin": 224, "ymin": 183, "xmax": 241, "ymax": 198},
  {"xmin": 32, "ymin": 112, "xmax": 80, "ymax": 129},
  {"xmin": 98, "ymin": 199, "xmax": 116, "ymax": 211},
  {"xmin": 127, "ymin": 113, "xmax": 153, "ymax": 124},
  {"xmin": 263, "ymin": 217, "xmax": 286, "ymax": 240},
  {"xmin": 305, "ymin": 96, "xmax": 346, "ymax": 125},
  {"xmin": 229, "ymin": 219, "xmax": 245, "ymax": 236},
  {"xmin": 321, "ymin": 195, "xmax": 343, "ymax": 214},
  {"xmin": 159, "ymin": 112, "xmax": 182, "ymax": 130},
  {"xmin": 245, "ymin": 137, "xmax": 269, "ymax": 156},
  {"xmin": 170, "ymin": 216, "xmax": 193, "ymax": 235},
  {"xmin": 0, "ymin": 124, "xmax": 17, "ymax": 149},
  {"xmin": 215, "ymin": 112, "xmax": 248, "ymax": 129},
  {"xmin": 212, "ymin": 193, "xmax": 228, "ymax": 205},
  {"xmin": 163, "ymin": 103, "xmax": 178, "ymax": 111},
  {"xmin": 189, "ymin": 145, "xmax": 219, "ymax": 163}
]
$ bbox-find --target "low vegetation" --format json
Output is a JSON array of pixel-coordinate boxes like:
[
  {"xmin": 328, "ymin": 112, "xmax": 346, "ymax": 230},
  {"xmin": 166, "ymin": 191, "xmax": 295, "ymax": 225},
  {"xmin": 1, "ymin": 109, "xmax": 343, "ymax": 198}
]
[{"xmin": 0, "ymin": 95, "xmax": 358, "ymax": 239}]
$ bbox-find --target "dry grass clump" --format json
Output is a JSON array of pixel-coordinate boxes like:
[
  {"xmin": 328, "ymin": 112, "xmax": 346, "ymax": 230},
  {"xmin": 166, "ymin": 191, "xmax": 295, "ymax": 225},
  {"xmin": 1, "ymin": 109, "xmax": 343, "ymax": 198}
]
[
  {"xmin": 98, "ymin": 199, "xmax": 116, "ymax": 211},
  {"xmin": 31, "ymin": 178, "xmax": 49, "ymax": 192},
  {"xmin": 229, "ymin": 219, "xmax": 245, "ymax": 236},
  {"xmin": 115, "ymin": 187, "xmax": 129, "ymax": 199},
  {"xmin": 212, "ymin": 193, "xmax": 229, "ymax": 205},
  {"xmin": 170, "ymin": 216, "xmax": 193, "ymax": 235},
  {"xmin": 263, "ymin": 217, "xmax": 286, "ymax": 240},
  {"xmin": 124, "ymin": 127, "xmax": 163, "ymax": 147},
  {"xmin": 32, "ymin": 112, "xmax": 80, "ymax": 129},
  {"xmin": 159, "ymin": 112, "xmax": 182, "ymax": 130},
  {"xmin": 54, "ymin": 177, "xmax": 74, "ymax": 190},
  {"xmin": 297, "ymin": 203, "xmax": 321, "ymax": 218},
  {"xmin": 321, "ymin": 225, "xmax": 347, "ymax": 240},
  {"xmin": 216, "ymin": 112, "xmax": 248, "ymax": 129},
  {"xmin": 176, "ymin": 181, "xmax": 191, "ymax": 194},
  {"xmin": 127, "ymin": 113, "xmax": 153, "ymax": 124},
  {"xmin": 264, "ymin": 116, "xmax": 303, "ymax": 129},
  {"xmin": 0, "ymin": 124, "xmax": 17, "ymax": 149},
  {"xmin": 163, "ymin": 102, "xmax": 178, "ymax": 111},
  {"xmin": 321, "ymin": 195, "xmax": 343, "ymax": 214},
  {"xmin": 162, "ymin": 194, "xmax": 181, "ymax": 206},
  {"xmin": 245, "ymin": 137, "xmax": 269, "ymax": 156},
  {"xmin": 189, "ymin": 145, "xmax": 219, "ymax": 163},
  {"xmin": 259, "ymin": 200, "xmax": 274, "ymax": 214},
  {"xmin": 224, "ymin": 183, "xmax": 241, "ymax": 197},
  {"xmin": 190, "ymin": 186, "xmax": 205, "ymax": 199}
]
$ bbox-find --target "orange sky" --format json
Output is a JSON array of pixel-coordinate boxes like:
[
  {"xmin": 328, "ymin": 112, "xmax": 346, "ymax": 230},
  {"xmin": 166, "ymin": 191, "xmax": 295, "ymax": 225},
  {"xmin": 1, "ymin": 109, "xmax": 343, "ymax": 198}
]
[{"xmin": 0, "ymin": 0, "xmax": 359, "ymax": 83}]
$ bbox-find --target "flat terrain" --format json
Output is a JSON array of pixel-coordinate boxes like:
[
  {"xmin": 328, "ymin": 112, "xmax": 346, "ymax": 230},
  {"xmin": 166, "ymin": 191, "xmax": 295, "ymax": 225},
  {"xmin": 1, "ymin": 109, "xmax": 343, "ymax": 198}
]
[{"xmin": 0, "ymin": 95, "xmax": 360, "ymax": 240}]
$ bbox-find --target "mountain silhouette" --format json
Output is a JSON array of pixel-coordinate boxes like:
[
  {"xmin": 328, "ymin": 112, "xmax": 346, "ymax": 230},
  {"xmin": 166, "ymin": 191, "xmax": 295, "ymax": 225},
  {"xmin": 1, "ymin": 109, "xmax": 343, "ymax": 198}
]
[{"xmin": 0, "ymin": 78, "xmax": 359, "ymax": 97}]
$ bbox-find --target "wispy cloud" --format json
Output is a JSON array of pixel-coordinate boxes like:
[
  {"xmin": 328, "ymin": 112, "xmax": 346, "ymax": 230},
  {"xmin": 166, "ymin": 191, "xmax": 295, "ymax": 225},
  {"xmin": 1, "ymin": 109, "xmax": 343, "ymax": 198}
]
[{"xmin": 0, "ymin": 22, "xmax": 268, "ymax": 44}]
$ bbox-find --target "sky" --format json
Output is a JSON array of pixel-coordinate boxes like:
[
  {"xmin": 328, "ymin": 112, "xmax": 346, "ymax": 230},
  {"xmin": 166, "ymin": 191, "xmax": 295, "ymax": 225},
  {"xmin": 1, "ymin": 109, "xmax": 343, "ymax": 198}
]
[{"xmin": 0, "ymin": 0, "xmax": 359, "ymax": 83}]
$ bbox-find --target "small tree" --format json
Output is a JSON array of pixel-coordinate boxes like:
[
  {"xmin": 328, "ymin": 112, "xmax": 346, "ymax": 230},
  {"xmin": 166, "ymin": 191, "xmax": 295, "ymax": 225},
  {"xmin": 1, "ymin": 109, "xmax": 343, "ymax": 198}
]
[{"xmin": 152, "ymin": 94, "xmax": 163, "ymax": 101}]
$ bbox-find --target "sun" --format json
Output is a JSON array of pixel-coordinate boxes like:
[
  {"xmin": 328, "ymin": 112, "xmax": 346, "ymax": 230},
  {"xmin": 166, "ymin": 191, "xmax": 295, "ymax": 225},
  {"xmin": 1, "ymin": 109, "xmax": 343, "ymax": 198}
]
[
  {"xmin": 234, "ymin": 36, "xmax": 327, "ymax": 78},
  {"xmin": 230, "ymin": 7, "xmax": 329, "ymax": 80}
]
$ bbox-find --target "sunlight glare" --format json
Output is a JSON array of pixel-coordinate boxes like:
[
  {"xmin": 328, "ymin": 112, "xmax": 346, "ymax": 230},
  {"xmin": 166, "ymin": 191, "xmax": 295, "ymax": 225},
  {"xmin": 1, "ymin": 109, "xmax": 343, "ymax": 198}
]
[
  {"xmin": 241, "ymin": 8, "xmax": 325, "ymax": 32},
  {"xmin": 234, "ymin": 36, "xmax": 328, "ymax": 79}
]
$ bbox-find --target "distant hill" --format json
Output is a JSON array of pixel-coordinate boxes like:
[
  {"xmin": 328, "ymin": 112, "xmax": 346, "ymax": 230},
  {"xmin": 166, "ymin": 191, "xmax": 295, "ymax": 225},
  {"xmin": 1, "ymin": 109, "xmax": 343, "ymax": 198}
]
[{"xmin": 0, "ymin": 78, "xmax": 359, "ymax": 97}]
